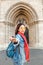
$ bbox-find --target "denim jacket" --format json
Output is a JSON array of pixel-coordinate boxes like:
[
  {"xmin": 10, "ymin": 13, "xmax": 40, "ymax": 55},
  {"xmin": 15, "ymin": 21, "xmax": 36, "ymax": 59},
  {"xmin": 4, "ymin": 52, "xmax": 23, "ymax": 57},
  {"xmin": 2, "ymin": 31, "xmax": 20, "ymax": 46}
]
[{"xmin": 13, "ymin": 34, "xmax": 25, "ymax": 63}]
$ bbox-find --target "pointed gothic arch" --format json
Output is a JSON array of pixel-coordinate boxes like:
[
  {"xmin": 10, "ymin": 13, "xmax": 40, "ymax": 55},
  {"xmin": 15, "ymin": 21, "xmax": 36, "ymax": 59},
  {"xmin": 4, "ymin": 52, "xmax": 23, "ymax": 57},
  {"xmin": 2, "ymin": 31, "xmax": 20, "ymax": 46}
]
[{"xmin": 5, "ymin": 2, "xmax": 38, "ymax": 47}]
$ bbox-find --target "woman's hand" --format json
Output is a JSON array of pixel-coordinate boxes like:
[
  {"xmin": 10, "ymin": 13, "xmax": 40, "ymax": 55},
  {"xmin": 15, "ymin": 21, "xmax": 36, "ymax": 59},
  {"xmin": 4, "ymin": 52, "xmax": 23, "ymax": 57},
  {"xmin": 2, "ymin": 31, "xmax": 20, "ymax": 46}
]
[{"xmin": 10, "ymin": 37, "xmax": 17, "ymax": 43}]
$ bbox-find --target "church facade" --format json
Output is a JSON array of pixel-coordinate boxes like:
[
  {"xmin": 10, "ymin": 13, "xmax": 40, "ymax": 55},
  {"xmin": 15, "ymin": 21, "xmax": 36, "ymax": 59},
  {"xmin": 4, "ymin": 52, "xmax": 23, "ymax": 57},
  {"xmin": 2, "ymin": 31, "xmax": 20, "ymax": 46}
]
[{"xmin": 0, "ymin": 0, "xmax": 43, "ymax": 49}]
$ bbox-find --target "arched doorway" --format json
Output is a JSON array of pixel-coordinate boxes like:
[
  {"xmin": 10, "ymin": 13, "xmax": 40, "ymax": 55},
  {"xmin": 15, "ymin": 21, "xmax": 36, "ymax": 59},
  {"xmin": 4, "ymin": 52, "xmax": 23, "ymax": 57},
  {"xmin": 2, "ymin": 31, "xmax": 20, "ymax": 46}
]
[{"xmin": 5, "ymin": 2, "xmax": 38, "ymax": 47}]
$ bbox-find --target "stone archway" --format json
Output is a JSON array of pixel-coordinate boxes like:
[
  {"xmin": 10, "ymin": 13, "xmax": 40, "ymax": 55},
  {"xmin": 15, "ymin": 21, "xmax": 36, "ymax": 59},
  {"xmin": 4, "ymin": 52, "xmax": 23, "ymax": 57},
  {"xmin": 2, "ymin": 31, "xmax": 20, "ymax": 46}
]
[{"xmin": 5, "ymin": 2, "xmax": 38, "ymax": 47}]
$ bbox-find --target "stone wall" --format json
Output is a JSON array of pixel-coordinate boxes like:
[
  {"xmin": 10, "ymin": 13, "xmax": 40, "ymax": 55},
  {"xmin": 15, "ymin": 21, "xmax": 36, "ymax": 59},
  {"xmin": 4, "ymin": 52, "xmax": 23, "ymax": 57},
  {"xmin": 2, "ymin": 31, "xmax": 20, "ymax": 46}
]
[
  {"xmin": 0, "ymin": 0, "xmax": 43, "ymax": 49},
  {"xmin": 38, "ymin": 20, "xmax": 43, "ymax": 47}
]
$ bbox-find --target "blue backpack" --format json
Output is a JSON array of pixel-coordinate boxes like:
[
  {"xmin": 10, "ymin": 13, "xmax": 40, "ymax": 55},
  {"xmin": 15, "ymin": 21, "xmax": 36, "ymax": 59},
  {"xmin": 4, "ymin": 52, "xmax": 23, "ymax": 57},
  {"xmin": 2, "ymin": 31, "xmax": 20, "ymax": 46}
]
[
  {"xmin": 6, "ymin": 42, "xmax": 20, "ymax": 58},
  {"xmin": 6, "ymin": 42, "xmax": 15, "ymax": 58}
]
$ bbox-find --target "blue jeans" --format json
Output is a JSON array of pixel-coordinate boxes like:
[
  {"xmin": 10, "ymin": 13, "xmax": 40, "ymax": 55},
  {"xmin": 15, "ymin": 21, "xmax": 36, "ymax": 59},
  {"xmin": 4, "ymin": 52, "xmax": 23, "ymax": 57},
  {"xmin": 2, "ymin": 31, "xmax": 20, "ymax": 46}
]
[
  {"xmin": 12, "ymin": 54, "xmax": 24, "ymax": 65},
  {"xmin": 13, "ymin": 61, "xmax": 24, "ymax": 65}
]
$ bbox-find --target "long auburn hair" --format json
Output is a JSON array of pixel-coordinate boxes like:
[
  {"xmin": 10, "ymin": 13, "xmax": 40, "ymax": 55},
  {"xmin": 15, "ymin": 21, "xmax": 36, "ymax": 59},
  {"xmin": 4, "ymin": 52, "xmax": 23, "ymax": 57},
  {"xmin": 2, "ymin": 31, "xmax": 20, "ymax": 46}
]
[
  {"xmin": 15, "ymin": 23, "xmax": 25, "ymax": 35},
  {"xmin": 24, "ymin": 27, "xmax": 29, "ymax": 44},
  {"xmin": 15, "ymin": 23, "xmax": 29, "ymax": 44}
]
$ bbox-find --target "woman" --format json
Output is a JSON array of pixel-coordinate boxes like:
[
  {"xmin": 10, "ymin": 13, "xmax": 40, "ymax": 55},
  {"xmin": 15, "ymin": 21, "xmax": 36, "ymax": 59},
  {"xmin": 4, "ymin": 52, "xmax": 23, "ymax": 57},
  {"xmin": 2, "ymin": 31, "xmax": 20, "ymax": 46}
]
[{"xmin": 10, "ymin": 23, "xmax": 30, "ymax": 65}]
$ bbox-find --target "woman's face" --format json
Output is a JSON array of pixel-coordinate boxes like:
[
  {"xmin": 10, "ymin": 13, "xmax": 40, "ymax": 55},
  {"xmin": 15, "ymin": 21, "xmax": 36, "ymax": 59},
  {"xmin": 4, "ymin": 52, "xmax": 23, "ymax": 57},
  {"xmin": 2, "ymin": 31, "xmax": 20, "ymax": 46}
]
[{"xmin": 18, "ymin": 25, "xmax": 26, "ymax": 33}]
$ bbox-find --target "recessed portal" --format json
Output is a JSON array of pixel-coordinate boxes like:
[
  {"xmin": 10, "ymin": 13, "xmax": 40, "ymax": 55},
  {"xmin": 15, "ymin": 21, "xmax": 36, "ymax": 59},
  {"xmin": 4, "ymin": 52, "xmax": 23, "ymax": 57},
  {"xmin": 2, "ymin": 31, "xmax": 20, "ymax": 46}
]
[{"xmin": 5, "ymin": 2, "xmax": 38, "ymax": 47}]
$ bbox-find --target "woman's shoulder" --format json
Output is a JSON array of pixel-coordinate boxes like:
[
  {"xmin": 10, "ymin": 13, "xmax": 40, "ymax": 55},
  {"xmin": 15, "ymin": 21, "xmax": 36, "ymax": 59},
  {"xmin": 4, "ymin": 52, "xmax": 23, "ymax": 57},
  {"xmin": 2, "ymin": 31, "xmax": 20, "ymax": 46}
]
[
  {"xmin": 16, "ymin": 34, "xmax": 21, "ymax": 38},
  {"xmin": 15, "ymin": 34, "xmax": 23, "ymax": 40}
]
